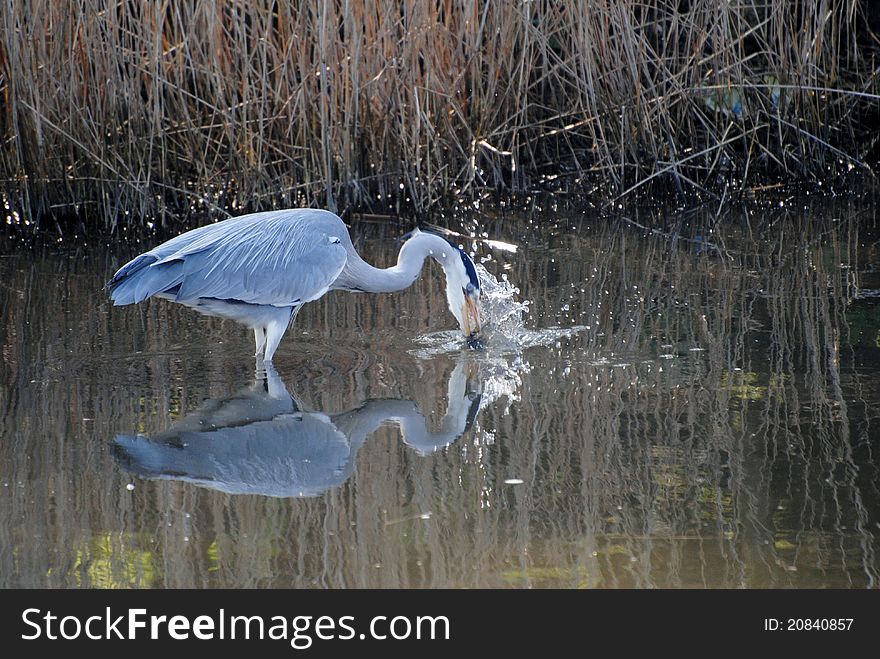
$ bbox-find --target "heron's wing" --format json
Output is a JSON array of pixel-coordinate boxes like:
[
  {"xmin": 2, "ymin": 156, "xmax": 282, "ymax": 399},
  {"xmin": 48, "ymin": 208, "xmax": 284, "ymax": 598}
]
[{"xmin": 152, "ymin": 210, "xmax": 348, "ymax": 306}]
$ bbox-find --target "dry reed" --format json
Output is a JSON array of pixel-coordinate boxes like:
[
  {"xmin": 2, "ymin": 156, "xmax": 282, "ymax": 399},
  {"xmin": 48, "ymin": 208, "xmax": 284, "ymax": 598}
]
[{"xmin": 0, "ymin": 0, "xmax": 878, "ymax": 230}]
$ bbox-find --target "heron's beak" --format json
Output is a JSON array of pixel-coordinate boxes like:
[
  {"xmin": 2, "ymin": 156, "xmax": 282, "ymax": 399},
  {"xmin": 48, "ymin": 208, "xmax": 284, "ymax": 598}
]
[{"xmin": 462, "ymin": 291, "xmax": 482, "ymax": 338}]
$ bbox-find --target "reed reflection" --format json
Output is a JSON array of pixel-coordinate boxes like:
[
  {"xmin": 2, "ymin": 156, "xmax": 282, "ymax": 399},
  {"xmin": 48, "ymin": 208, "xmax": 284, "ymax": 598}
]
[
  {"xmin": 112, "ymin": 361, "xmax": 483, "ymax": 498},
  {"xmin": 2, "ymin": 199, "xmax": 879, "ymax": 588}
]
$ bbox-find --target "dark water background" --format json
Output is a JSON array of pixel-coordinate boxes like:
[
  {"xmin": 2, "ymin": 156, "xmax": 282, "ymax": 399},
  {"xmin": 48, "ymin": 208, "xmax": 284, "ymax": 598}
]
[{"xmin": 1, "ymin": 196, "xmax": 879, "ymax": 588}]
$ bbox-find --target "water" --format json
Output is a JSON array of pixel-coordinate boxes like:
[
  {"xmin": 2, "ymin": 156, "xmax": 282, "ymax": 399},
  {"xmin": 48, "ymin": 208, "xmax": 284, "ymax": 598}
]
[{"xmin": 1, "ymin": 197, "xmax": 880, "ymax": 588}]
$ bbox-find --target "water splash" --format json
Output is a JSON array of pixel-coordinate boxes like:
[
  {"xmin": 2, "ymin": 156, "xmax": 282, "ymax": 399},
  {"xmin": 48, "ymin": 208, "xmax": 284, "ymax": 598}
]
[
  {"xmin": 476, "ymin": 263, "xmax": 530, "ymax": 335},
  {"xmin": 412, "ymin": 262, "xmax": 587, "ymax": 357}
]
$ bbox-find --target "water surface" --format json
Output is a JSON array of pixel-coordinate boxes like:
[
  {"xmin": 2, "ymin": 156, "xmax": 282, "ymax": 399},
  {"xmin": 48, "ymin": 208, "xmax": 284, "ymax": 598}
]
[{"xmin": 1, "ymin": 198, "xmax": 879, "ymax": 588}]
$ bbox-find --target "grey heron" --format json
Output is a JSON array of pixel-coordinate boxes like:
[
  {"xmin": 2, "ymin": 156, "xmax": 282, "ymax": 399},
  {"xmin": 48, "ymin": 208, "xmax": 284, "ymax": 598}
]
[{"xmin": 107, "ymin": 208, "xmax": 482, "ymax": 361}]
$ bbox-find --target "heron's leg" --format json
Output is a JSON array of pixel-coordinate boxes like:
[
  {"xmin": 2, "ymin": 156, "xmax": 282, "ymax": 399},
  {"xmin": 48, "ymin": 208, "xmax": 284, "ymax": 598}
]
[
  {"xmin": 253, "ymin": 327, "xmax": 267, "ymax": 357},
  {"xmin": 263, "ymin": 307, "xmax": 294, "ymax": 362}
]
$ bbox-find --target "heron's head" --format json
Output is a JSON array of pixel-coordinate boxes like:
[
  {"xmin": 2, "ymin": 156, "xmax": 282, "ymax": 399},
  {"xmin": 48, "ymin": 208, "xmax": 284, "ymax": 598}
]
[
  {"xmin": 445, "ymin": 246, "xmax": 482, "ymax": 339},
  {"xmin": 401, "ymin": 228, "xmax": 482, "ymax": 338}
]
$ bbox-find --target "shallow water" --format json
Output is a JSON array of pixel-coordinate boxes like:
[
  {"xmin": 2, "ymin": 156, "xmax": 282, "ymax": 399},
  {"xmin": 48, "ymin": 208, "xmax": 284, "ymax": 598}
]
[{"xmin": 2, "ymin": 197, "xmax": 880, "ymax": 588}]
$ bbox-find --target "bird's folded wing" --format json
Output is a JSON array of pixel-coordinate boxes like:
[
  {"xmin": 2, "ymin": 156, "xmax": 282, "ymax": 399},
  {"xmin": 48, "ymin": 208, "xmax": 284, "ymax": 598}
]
[{"xmin": 153, "ymin": 213, "xmax": 348, "ymax": 306}]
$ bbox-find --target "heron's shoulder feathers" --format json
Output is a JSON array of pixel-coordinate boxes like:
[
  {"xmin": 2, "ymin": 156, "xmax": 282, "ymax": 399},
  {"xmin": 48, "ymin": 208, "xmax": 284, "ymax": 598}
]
[{"xmin": 110, "ymin": 208, "xmax": 350, "ymax": 307}]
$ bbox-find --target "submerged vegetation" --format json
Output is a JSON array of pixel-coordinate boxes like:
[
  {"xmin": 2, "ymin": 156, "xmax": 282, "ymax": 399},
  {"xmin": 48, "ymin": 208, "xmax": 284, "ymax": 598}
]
[{"xmin": 1, "ymin": 0, "xmax": 879, "ymax": 230}]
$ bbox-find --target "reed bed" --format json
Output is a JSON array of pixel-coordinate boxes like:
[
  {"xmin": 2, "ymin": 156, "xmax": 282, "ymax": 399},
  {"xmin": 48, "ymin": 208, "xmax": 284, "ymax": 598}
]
[{"xmin": 1, "ymin": 0, "xmax": 878, "ymax": 230}]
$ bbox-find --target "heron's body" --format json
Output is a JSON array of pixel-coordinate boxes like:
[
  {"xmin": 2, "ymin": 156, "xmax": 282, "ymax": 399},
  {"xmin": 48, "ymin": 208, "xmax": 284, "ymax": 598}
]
[{"xmin": 108, "ymin": 209, "xmax": 481, "ymax": 360}]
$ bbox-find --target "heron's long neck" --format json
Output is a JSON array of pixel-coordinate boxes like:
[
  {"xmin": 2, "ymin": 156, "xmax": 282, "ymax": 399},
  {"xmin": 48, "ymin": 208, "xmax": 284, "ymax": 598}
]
[{"xmin": 334, "ymin": 232, "xmax": 452, "ymax": 294}]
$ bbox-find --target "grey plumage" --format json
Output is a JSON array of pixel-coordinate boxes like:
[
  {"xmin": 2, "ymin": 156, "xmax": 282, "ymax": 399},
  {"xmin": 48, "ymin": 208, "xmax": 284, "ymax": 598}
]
[
  {"xmin": 108, "ymin": 209, "xmax": 347, "ymax": 306},
  {"xmin": 108, "ymin": 208, "xmax": 482, "ymax": 361}
]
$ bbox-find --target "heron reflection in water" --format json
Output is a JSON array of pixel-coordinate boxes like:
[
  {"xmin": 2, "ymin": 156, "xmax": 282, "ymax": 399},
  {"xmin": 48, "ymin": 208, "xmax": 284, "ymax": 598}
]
[{"xmin": 112, "ymin": 361, "xmax": 484, "ymax": 498}]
